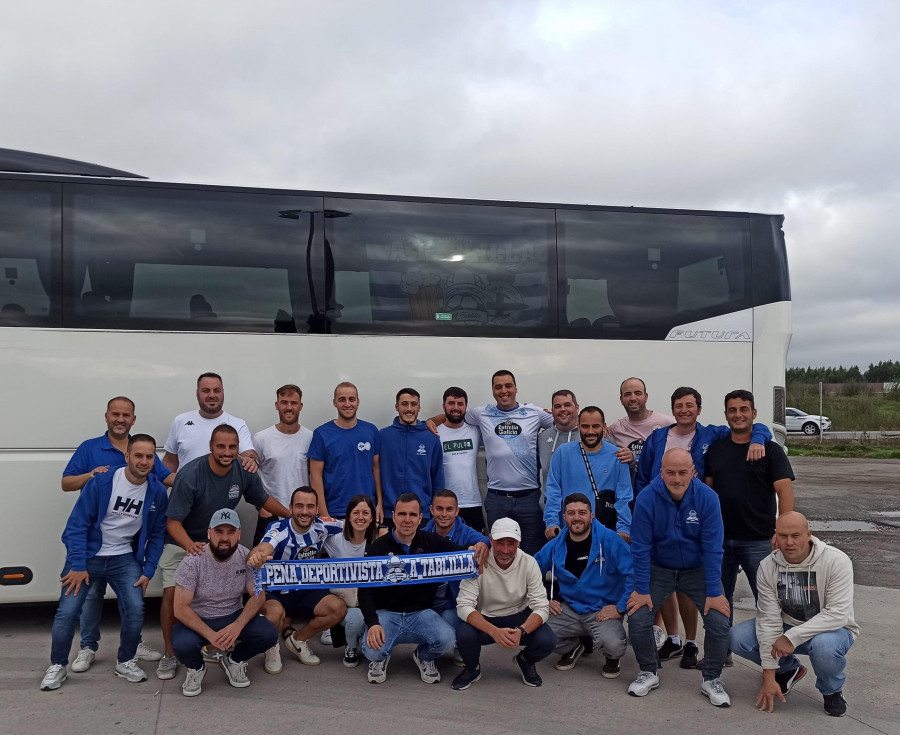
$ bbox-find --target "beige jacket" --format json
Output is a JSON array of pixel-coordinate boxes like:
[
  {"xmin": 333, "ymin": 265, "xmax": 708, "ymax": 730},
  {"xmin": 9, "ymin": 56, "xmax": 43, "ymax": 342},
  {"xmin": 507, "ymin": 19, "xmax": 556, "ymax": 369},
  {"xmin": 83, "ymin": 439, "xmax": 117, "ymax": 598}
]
[{"xmin": 755, "ymin": 535, "xmax": 859, "ymax": 669}]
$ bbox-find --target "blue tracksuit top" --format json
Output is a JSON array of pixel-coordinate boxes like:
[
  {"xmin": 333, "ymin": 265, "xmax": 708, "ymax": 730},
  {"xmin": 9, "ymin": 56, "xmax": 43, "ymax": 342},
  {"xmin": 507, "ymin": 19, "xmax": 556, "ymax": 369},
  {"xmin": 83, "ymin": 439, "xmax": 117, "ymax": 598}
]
[
  {"xmin": 378, "ymin": 419, "xmax": 445, "ymax": 517},
  {"xmin": 534, "ymin": 519, "xmax": 634, "ymax": 614},
  {"xmin": 630, "ymin": 475, "xmax": 724, "ymax": 597},
  {"xmin": 61, "ymin": 470, "xmax": 169, "ymax": 579},
  {"xmin": 423, "ymin": 516, "xmax": 490, "ymax": 610},
  {"xmin": 635, "ymin": 421, "xmax": 772, "ymax": 494}
]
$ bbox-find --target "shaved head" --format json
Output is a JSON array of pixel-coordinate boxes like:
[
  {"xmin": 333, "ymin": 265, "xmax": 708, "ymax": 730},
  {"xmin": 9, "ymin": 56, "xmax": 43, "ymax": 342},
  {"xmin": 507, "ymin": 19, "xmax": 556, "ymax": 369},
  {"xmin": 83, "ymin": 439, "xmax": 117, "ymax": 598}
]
[
  {"xmin": 660, "ymin": 448, "xmax": 695, "ymax": 499},
  {"xmin": 774, "ymin": 511, "xmax": 813, "ymax": 564}
]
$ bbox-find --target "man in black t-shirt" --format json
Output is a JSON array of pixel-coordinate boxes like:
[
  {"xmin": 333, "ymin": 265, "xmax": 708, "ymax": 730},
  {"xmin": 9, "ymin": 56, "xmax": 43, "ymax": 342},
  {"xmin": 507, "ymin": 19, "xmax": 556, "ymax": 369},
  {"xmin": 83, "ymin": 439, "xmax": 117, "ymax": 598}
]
[{"xmin": 704, "ymin": 390, "xmax": 795, "ymax": 620}]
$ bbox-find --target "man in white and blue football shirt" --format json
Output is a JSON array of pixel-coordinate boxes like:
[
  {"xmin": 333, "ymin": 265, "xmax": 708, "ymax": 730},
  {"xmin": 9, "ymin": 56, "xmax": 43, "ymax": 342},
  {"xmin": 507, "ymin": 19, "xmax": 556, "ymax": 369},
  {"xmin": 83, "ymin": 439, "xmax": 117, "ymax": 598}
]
[
  {"xmin": 247, "ymin": 486, "xmax": 347, "ymax": 673},
  {"xmin": 430, "ymin": 370, "xmax": 553, "ymax": 555}
]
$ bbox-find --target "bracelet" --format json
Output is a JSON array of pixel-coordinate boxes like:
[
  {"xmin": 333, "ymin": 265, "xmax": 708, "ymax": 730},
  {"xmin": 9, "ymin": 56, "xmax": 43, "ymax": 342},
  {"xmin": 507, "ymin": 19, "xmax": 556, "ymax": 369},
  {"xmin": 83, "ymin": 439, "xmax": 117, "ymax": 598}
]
[{"xmin": 517, "ymin": 625, "xmax": 527, "ymax": 637}]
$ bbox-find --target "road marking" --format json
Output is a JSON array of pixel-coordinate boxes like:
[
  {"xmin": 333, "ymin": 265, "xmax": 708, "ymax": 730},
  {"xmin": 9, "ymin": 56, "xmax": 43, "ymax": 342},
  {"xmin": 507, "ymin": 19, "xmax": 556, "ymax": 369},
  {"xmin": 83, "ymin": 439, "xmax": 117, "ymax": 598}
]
[
  {"xmin": 871, "ymin": 511, "xmax": 900, "ymax": 517},
  {"xmin": 809, "ymin": 521, "xmax": 878, "ymax": 532}
]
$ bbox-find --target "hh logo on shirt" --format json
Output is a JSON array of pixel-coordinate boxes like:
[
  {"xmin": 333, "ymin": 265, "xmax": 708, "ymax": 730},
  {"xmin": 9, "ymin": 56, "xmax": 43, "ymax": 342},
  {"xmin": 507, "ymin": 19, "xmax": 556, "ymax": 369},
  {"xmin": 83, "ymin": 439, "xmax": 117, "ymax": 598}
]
[
  {"xmin": 358, "ymin": 442, "xmax": 372, "ymax": 452},
  {"xmin": 113, "ymin": 496, "xmax": 143, "ymax": 515},
  {"xmin": 228, "ymin": 485, "xmax": 241, "ymax": 500},
  {"xmin": 685, "ymin": 510, "xmax": 700, "ymax": 524},
  {"xmin": 495, "ymin": 420, "xmax": 522, "ymax": 437}
]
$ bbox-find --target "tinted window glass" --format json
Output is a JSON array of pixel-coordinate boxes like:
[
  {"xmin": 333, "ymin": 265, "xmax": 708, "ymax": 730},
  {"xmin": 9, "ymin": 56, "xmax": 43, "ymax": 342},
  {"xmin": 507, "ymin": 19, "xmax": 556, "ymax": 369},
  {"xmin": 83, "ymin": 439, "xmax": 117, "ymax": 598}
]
[
  {"xmin": 557, "ymin": 210, "xmax": 751, "ymax": 339},
  {"xmin": 322, "ymin": 198, "xmax": 557, "ymax": 336},
  {"xmin": 64, "ymin": 185, "xmax": 322, "ymax": 332},
  {"xmin": 0, "ymin": 181, "xmax": 60, "ymax": 326}
]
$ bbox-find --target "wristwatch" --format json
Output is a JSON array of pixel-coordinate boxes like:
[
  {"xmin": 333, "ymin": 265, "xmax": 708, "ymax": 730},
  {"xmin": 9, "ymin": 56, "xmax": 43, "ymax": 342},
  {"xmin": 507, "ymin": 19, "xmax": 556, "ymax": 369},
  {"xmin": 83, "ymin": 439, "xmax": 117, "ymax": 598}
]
[{"xmin": 516, "ymin": 625, "xmax": 528, "ymax": 637}]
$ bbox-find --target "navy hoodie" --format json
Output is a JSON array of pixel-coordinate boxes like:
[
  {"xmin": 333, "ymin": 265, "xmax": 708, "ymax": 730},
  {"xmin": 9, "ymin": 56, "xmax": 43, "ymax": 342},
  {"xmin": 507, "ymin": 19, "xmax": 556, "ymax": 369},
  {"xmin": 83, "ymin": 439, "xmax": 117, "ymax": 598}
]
[
  {"xmin": 631, "ymin": 475, "xmax": 724, "ymax": 597},
  {"xmin": 378, "ymin": 419, "xmax": 444, "ymax": 517}
]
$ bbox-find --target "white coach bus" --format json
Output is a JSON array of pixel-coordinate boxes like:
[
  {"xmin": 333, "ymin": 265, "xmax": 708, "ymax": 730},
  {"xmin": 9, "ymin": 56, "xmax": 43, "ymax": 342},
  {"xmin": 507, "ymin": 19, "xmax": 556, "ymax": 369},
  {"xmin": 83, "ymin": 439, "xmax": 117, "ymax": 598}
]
[{"xmin": 0, "ymin": 150, "xmax": 791, "ymax": 602}]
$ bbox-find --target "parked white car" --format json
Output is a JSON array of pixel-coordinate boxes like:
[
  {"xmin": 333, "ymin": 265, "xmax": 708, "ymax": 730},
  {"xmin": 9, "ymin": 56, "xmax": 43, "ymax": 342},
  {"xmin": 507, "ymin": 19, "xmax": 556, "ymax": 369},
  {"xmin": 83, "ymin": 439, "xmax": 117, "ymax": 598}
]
[{"xmin": 785, "ymin": 407, "xmax": 832, "ymax": 435}]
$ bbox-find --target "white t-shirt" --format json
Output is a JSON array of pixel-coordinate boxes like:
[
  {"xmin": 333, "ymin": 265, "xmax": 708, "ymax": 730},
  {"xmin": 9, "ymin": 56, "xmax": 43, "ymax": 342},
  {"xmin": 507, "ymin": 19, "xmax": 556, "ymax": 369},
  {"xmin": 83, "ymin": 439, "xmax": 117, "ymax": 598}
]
[
  {"xmin": 97, "ymin": 468, "xmax": 147, "ymax": 556},
  {"xmin": 466, "ymin": 403, "xmax": 554, "ymax": 492},
  {"xmin": 253, "ymin": 424, "xmax": 314, "ymax": 507},
  {"xmin": 164, "ymin": 409, "xmax": 254, "ymax": 467},
  {"xmin": 437, "ymin": 423, "xmax": 482, "ymax": 508}
]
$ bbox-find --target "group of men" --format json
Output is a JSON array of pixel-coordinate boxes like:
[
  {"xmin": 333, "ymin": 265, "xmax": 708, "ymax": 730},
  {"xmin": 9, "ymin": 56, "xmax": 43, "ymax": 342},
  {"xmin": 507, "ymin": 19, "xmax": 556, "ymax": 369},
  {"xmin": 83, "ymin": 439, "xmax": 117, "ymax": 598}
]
[{"xmin": 41, "ymin": 371, "xmax": 858, "ymax": 718}]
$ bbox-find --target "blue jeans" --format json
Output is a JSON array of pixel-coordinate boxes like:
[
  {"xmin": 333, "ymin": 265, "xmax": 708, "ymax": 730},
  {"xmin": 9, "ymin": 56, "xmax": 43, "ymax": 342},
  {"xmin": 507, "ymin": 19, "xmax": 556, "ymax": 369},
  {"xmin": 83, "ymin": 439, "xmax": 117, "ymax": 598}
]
[
  {"xmin": 720, "ymin": 538, "xmax": 772, "ymax": 618},
  {"xmin": 456, "ymin": 608, "xmax": 556, "ymax": 669},
  {"xmin": 361, "ymin": 609, "xmax": 455, "ymax": 663},
  {"xmin": 172, "ymin": 610, "xmax": 277, "ymax": 670},
  {"xmin": 342, "ymin": 607, "xmax": 365, "ymax": 648},
  {"xmin": 78, "ymin": 579, "xmax": 107, "ymax": 651},
  {"xmin": 731, "ymin": 619, "xmax": 854, "ymax": 695},
  {"xmin": 485, "ymin": 489, "xmax": 544, "ymax": 556},
  {"xmin": 50, "ymin": 554, "xmax": 144, "ymax": 666},
  {"xmin": 629, "ymin": 564, "xmax": 730, "ymax": 680}
]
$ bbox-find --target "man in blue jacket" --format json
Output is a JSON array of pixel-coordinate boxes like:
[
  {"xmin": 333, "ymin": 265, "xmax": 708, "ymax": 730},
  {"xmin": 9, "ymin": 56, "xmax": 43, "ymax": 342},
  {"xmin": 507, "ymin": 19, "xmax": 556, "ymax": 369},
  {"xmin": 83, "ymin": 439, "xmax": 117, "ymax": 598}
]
[
  {"xmin": 40, "ymin": 434, "xmax": 168, "ymax": 691},
  {"xmin": 535, "ymin": 493, "xmax": 633, "ymax": 678},
  {"xmin": 626, "ymin": 448, "xmax": 732, "ymax": 707},
  {"xmin": 379, "ymin": 388, "xmax": 444, "ymax": 522},
  {"xmin": 634, "ymin": 386, "xmax": 770, "ymax": 667}
]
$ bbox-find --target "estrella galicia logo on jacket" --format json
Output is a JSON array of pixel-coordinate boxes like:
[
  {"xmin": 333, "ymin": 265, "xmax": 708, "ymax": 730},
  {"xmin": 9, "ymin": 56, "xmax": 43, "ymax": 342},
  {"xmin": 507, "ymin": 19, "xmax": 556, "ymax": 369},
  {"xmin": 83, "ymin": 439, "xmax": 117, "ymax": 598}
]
[
  {"xmin": 495, "ymin": 420, "xmax": 522, "ymax": 437},
  {"xmin": 358, "ymin": 442, "xmax": 371, "ymax": 452},
  {"xmin": 417, "ymin": 443, "xmax": 426, "ymax": 456},
  {"xmin": 228, "ymin": 485, "xmax": 240, "ymax": 500},
  {"xmin": 384, "ymin": 554, "xmax": 409, "ymax": 583},
  {"xmin": 685, "ymin": 510, "xmax": 700, "ymax": 524}
]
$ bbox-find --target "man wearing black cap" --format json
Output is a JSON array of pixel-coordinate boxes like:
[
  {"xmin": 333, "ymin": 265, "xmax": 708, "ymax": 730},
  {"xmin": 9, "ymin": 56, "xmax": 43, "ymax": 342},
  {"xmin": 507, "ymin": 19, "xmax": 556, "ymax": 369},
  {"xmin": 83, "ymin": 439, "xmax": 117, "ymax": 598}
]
[{"xmin": 171, "ymin": 508, "xmax": 277, "ymax": 697}]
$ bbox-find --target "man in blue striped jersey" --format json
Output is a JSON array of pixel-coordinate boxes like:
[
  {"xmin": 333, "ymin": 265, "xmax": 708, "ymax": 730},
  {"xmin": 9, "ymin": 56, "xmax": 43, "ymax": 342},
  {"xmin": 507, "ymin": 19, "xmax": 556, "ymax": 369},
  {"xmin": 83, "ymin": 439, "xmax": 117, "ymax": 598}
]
[{"xmin": 247, "ymin": 486, "xmax": 346, "ymax": 673}]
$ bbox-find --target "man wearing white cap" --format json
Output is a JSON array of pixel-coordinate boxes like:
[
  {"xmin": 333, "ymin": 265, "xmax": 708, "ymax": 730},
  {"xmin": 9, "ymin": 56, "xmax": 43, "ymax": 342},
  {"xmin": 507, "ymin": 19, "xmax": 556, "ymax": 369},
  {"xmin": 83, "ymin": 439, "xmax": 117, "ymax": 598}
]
[
  {"xmin": 171, "ymin": 508, "xmax": 277, "ymax": 697},
  {"xmin": 453, "ymin": 518, "xmax": 556, "ymax": 689}
]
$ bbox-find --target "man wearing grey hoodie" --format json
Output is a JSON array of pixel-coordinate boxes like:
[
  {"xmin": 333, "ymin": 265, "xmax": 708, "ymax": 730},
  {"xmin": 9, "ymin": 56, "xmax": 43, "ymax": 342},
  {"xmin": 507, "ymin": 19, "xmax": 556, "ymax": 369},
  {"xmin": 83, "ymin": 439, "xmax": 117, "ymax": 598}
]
[{"xmin": 731, "ymin": 511, "xmax": 859, "ymax": 718}]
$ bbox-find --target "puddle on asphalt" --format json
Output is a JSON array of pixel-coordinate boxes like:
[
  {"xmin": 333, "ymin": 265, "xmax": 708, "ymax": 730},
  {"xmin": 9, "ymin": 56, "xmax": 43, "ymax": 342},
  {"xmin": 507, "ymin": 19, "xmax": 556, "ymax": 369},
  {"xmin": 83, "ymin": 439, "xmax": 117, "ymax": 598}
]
[{"xmin": 809, "ymin": 520, "xmax": 878, "ymax": 532}]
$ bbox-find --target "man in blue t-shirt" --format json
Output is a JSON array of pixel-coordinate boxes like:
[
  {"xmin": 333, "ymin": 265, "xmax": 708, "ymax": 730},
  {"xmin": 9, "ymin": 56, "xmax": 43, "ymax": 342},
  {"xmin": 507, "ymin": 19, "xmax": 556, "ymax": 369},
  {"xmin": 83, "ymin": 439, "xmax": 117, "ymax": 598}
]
[
  {"xmin": 308, "ymin": 382, "xmax": 383, "ymax": 522},
  {"xmin": 61, "ymin": 396, "xmax": 173, "ymax": 672}
]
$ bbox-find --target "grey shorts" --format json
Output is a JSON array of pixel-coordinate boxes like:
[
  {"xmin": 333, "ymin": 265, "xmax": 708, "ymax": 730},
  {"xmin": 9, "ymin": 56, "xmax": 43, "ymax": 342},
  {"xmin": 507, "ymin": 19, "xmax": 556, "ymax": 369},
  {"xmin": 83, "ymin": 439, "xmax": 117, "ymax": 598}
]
[{"xmin": 158, "ymin": 544, "xmax": 187, "ymax": 588}]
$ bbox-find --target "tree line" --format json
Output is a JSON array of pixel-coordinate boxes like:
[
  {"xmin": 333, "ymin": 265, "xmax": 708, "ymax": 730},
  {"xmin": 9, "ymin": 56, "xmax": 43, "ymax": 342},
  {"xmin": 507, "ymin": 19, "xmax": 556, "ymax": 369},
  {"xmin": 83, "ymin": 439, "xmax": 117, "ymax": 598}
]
[{"xmin": 787, "ymin": 360, "xmax": 900, "ymax": 384}]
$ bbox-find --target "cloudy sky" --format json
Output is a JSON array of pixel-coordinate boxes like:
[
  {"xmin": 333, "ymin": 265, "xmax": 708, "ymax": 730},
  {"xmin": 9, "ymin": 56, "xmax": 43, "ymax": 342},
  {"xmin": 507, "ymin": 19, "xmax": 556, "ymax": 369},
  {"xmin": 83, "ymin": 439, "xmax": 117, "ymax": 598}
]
[{"xmin": 3, "ymin": 0, "xmax": 897, "ymax": 369}]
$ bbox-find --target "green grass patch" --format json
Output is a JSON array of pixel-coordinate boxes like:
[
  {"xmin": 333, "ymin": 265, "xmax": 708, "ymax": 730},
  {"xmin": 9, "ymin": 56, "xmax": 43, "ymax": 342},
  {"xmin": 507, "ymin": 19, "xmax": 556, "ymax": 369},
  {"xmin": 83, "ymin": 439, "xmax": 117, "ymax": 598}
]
[
  {"xmin": 787, "ymin": 385, "xmax": 900, "ymax": 431},
  {"xmin": 787, "ymin": 437, "xmax": 900, "ymax": 459}
]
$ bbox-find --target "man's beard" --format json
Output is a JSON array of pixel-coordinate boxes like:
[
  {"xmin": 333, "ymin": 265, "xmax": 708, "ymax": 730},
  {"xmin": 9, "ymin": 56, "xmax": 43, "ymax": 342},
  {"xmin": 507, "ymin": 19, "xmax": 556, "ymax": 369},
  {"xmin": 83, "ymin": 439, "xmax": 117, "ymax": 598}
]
[{"xmin": 211, "ymin": 542, "xmax": 238, "ymax": 561}]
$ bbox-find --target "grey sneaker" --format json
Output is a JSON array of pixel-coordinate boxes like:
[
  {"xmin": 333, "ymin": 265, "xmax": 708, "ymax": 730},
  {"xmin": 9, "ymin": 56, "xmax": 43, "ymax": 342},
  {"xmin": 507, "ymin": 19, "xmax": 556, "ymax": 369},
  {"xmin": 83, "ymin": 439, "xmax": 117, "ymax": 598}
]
[
  {"xmin": 40, "ymin": 664, "xmax": 67, "ymax": 691},
  {"xmin": 115, "ymin": 658, "xmax": 147, "ymax": 683},
  {"xmin": 156, "ymin": 655, "xmax": 178, "ymax": 680},
  {"xmin": 452, "ymin": 647, "xmax": 465, "ymax": 667},
  {"xmin": 320, "ymin": 629, "xmax": 333, "ymax": 645},
  {"xmin": 220, "ymin": 655, "xmax": 250, "ymax": 688},
  {"xmin": 628, "ymin": 671, "xmax": 660, "ymax": 697},
  {"xmin": 181, "ymin": 666, "xmax": 206, "ymax": 697},
  {"xmin": 367, "ymin": 656, "xmax": 390, "ymax": 684},
  {"xmin": 70, "ymin": 647, "xmax": 96, "ymax": 673},
  {"xmin": 264, "ymin": 644, "xmax": 282, "ymax": 674},
  {"xmin": 201, "ymin": 645, "xmax": 223, "ymax": 664},
  {"xmin": 136, "ymin": 640, "xmax": 163, "ymax": 662},
  {"xmin": 413, "ymin": 649, "xmax": 441, "ymax": 684},
  {"xmin": 700, "ymin": 677, "xmax": 731, "ymax": 707}
]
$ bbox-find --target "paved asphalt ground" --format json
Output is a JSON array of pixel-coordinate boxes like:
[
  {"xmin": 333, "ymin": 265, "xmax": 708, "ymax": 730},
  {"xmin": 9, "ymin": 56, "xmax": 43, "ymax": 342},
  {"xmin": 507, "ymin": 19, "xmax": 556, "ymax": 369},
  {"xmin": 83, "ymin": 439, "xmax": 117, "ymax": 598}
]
[{"xmin": 3, "ymin": 457, "xmax": 899, "ymax": 734}]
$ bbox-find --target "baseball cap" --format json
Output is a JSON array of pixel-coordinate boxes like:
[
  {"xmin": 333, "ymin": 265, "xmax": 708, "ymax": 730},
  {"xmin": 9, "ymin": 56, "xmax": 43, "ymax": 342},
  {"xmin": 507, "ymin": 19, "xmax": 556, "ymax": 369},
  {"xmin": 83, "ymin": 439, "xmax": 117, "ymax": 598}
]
[
  {"xmin": 209, "ymin": 508, "xmax": 241, "ymax": 529},
  {"xmin": 490, "ymin": 517, "xmax": 521, "ymax": 542}
]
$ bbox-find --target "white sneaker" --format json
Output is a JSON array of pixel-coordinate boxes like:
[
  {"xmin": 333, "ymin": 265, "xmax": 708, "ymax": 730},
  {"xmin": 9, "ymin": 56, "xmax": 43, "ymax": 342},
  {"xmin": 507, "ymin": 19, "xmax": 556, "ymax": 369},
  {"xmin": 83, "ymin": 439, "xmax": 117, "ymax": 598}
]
[
  {"xmin": 220, "ymin": 655, "xmax": 250, "ymax": 688},
  {"xmin": 71, "ymin": 647, "xmax": 96, "ymax": 673},
  {"xmin": 653, "ymin": 625, "xmax": 667, "ymax": 650},
  {"xmin": 115, "ymin": 658, "xmax": 147, "ymax": 683},
  {"xmin": 628, "ymin": 671, "xmax": 660, "ymax": 697},
  {"xmin": 701, "ymin": 677, "xmax": 731, "ymax": 707},
  {"xmin": 367, "ymin": 655, "xmax": 390, "ymax": 684},
  {"xmin": 452, "ymin": 647, "xmax": 465, "ymax": 667},
  {"xmin": 413, "ymin": 649, "xmax": 441, "ymax": 684},
  {"xmin": 181, "ymin": 666, "xmax": 206, "ymax": 697},
  {"xmin": 156, "ymin": 655, "xmax": 178, "ymax": 680},
  {"xmin": 136, "ymin": 640, "xmax": 163, "ymax": 662},
  {"xmin": 264, "ymin": 644, "xmax": 283, "ymax": 674},
  {"xmin": 40, "ymin": 664, "xmax": 67, "ymax": 691},
  {"xmin": 320, "ymin": 629, "xmax": 333, "ymax": 645},
  {"xmin": 283, "ymin": 635, "xmax": 321, "ymax": 665}
]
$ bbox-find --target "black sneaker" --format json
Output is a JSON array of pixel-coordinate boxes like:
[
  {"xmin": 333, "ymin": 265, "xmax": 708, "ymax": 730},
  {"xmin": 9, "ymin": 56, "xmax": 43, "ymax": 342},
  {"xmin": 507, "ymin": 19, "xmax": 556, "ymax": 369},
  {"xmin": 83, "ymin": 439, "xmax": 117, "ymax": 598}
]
[
  {"xmin": 514, "ymin": 652, "xmax": 542, "ymax": 687},
  {"xmin": 658, "ymin": 639, "xmax": 684, "ymax": 661},
  {"xmin": 601, "ymin": 657, "xmax": 621, "ymax": 679},
  {"xmin": 680, "ymin": 642, "xmax": 699, "ymax": 669},
  {"xmin": 451, "ymin": 666, "xmax": 482, "ymax": 690},
  {"xmin": 774, "ymin": 665, "xmax": 807, "ymax": 695},
  {"xmin": 554, "ymin": 641, "xmax": 585, "ymax": 671},
  {"xmin": 823, "ymin": 691, "xmax": 847, "ymax": 717},
  {"xmin": 342, "ymin": 646, "xmax": 360, "ymax": 668},
  {"xmin": 581, "ymin": 635, "xmax": 595, "ymax": 656}
]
